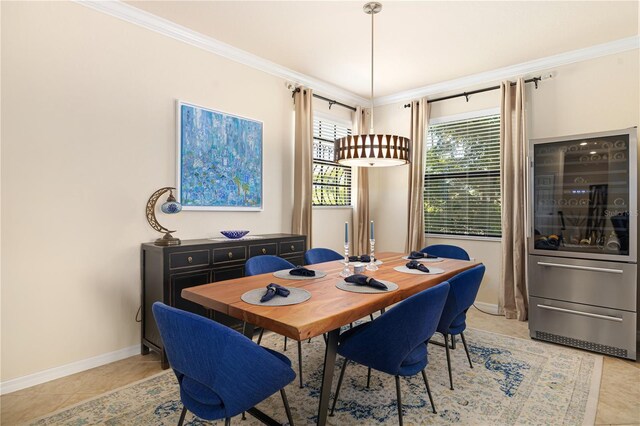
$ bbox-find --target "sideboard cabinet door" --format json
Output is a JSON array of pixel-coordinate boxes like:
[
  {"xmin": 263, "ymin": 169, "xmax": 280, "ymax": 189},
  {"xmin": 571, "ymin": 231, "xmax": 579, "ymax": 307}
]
[{"xmin": 170, "ymin": 270, "xmax": 211, "ymax": 316}]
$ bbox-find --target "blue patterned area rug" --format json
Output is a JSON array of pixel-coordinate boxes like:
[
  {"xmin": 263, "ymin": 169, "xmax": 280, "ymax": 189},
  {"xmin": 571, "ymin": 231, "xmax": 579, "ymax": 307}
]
[{"xmin": 30, "ymin": 328, "xmax": 602, "ymax": 425}]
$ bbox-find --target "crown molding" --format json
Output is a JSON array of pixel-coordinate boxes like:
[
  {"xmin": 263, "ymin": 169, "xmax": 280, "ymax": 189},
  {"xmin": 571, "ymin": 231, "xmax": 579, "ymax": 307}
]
[
  {"xmin": 375, "ymin": 35, "xmax": 640, "ymax": 106},
  {"xmin": 76, "ymin": 0, "xmax": 369, "ymax": 107},
  {"xmin": 75, "ymin": 1, "xmax": 637, "ymax": 109}
]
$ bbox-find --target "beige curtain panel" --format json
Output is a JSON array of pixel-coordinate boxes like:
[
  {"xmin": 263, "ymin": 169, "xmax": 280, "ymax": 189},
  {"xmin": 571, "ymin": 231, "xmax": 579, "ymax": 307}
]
[
  {"xmin": 292, "ymin": 87, "xmax": 314, "ymax": 249},
  {"xmin": 353, "ymin": 106, "xmax": 372, "ymax": 254},
  {"xmin": 405, "ymin": 97, "xmax": 429, "ymax": 252},
  {"xmin": 500, "ymin": 78, "xmax": 528, "ymax": 321}
]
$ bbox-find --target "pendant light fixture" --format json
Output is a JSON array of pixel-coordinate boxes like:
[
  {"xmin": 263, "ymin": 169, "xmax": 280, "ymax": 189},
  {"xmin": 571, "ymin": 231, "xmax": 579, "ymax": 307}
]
[{"xmin": 334, "ymin": 2, "xmax": 410, "ymax": 167}]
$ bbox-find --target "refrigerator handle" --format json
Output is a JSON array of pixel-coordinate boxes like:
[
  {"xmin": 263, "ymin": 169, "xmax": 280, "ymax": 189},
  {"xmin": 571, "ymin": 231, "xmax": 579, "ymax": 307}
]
[
  {"xmin": 537, "ymin": 304, "xmax": 623, "ymax": 322},
  {"xmin": 537, "ymin": 261, "xmax": 624, "ymax": 274},
  {"xmin": 526, "ymin": 154, "xmax": 532, "ymax": 238}
]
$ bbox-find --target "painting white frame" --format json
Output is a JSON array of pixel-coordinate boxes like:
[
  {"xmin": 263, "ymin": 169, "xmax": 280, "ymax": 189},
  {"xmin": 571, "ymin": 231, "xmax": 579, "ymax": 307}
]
[{"xmin": 176, "ymin": 100, "xmax": 264, "ymax": 211}]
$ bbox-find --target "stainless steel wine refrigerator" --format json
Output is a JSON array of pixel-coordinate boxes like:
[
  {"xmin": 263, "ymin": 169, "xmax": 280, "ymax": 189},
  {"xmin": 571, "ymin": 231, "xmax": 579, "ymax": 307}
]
[{"xmin": 528, "ymin": 127, "xmax": 638, "ymax": 360}]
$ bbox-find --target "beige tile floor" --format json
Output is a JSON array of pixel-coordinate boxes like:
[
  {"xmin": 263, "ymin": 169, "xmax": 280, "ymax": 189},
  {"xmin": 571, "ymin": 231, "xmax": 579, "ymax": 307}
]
[{"xmin": 1, "ymin": 309, "xmax": 638, "ymax": 425}]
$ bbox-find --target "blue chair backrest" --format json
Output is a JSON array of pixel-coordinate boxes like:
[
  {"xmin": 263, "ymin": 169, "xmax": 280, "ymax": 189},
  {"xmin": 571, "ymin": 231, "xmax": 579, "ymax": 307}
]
[
  {"xmin": 422, "ymin": 244, "xmax": 471, "ymax": 261},
  {"xmin": 437, "ymin": 264, "xmax": 486, "ymax": 333},
  {"xmin": 304, "ymin": 248, "xmax": 343, "ymax": 265},
  {"xmin": 338, "ymin": 282, "xmax": 450, "ymax": 376},
  {"xmin": 152, "ymin": 303, "xmax": 295, "ymax": 419},
  {"xmin": 245, "ymin": 255, "xmax": 295, "ymax": 276}
]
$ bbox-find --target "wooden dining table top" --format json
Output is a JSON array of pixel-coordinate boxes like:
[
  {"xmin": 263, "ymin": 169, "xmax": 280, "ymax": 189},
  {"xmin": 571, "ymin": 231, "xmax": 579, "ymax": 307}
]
[{"xmin": 182, "ymin": 252, "xmax": 480, "ymax": 341}]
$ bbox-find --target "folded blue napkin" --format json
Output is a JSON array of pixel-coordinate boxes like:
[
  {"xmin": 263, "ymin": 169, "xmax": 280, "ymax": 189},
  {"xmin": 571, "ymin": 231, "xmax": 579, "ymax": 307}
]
[
  {"xmin": 406, "ymin": 260, "xmax": 430, "ymax": 273},
  {"xmin": 289, "ymin": 266, "xmax": 316, "ymax": 277},
  {"xmin": 348, "ymin": 255, "xmax": 373, "ymax": 262},
  {"xmin": 408, "ymin": 251, "xmax": 437, "ymax": 259},
  {"xmin": 260, "ymin": 283, "xmax": 291, "ymax": 303},
  {"xmin": 345, "ymin": 274, "xmax": 388, "ymax": 290}
]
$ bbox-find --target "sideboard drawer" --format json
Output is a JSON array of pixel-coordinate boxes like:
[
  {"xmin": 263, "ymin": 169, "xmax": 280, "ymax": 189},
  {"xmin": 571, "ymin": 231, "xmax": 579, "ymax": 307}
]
[
  {"xmin": 280, "ymin": 240, "xmax": 305, "ymax": 256},
  {"xmin": 249, "ymin": 243, "xmax": 277, "ymax": 258},
  {"xmin": 169, "ymin": 250, "xmax": 210, "ymax": 269},
  {"xmin": 213, "ymin": 246, "xmax": 247, "ymax": 264}
]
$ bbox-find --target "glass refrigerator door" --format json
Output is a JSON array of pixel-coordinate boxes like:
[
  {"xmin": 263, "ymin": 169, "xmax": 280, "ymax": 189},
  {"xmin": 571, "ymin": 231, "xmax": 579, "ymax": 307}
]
[{"xmin": 532, "ymin": 134, "xmax": 631, "ymax": 257}]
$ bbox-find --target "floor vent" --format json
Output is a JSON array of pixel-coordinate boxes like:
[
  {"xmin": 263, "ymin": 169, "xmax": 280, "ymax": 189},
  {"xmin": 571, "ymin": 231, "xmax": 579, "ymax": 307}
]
[{"xmin": 535, "ymin": 331, "xmax": 628, "ymax": 358}]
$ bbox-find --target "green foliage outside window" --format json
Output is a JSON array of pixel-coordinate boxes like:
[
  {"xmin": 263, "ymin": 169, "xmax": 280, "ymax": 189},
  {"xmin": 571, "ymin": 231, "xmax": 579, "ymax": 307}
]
[
  {"xmin": 424, "ymin": 114, "xmax": 501, "ymax": 237},
  {"xmin": 313, "ymin": 117, "xmax": 352, "ymax": 206},
  {"xmin": 312, "ymin": 162, "xmax": 351, "ymax": 206}
]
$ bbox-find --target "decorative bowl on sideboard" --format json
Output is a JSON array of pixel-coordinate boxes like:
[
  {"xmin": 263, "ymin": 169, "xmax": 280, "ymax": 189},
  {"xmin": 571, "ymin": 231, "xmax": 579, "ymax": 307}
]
[{"xmin": 220, "ymin": 230, "xmax": 250, "ymax": 239}]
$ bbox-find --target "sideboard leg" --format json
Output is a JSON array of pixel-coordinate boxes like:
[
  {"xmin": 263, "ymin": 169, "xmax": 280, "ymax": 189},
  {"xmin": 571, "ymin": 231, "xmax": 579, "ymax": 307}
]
[{"xmin": 161, "ymin": 350, "xmax": 170, "ymax": 370}]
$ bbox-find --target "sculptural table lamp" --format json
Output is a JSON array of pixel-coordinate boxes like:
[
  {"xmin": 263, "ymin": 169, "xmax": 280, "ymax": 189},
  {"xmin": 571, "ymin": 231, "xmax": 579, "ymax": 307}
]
[{"xmin": 145, "ymin": 187, "xmax": 182, "ymax": 246}]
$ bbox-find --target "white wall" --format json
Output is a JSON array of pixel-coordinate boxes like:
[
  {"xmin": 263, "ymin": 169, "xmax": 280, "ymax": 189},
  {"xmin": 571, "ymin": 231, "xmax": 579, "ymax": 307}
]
[
  {"xmin": 371, "ymin": 49, "xmax": 639, "ymax": 307},
  {"xmin": 0, "ymin": 1, "xmax": 300, "ymax": 382},
  {"xmin": 527, "ymin": 51, "xmax": 639, "ymax": 139}
]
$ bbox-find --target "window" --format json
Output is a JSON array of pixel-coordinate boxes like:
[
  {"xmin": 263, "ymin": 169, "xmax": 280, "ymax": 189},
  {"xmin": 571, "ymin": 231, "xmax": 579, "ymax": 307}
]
[
  {"xmin": 313, "ymin": 117, "xmax": 352, "ymax": 206},
  {"xmin": 423, "ymin": 113, "xmax": 501, "ymax": 237}
]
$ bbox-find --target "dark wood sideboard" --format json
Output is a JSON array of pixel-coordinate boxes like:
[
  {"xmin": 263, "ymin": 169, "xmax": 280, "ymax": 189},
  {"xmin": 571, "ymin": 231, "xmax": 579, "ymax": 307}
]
[{"xmin": 141, "ymin": 233, "xmax": 307, "ymax": 368}]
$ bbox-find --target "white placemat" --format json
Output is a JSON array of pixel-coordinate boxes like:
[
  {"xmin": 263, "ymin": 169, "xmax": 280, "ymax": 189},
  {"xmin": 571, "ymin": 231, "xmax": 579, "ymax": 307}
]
[
  {"xmin": 336, "ymin": 279, "xmax": 398, "ymax": 294},
  {"xmin": 273, "ymin": 269, "xmax": 327, "ymax": 280},
  {"xmin": 393, "ymin": 266, "xmax": 445, "ymax": 275},
  {"xmin": 401, "ymin": 256, "xmax": 443, "ymax": 263},
  {"xmin": 241, "ymin": 287, "xmax": 311, "ymax": 306}
]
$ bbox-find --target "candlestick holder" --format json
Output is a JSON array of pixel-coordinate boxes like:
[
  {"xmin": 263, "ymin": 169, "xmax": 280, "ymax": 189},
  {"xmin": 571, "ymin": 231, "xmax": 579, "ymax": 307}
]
[
  {"xmin": 340, "ymin": 243, "xmax": 353, "ymax": 277},
  {"xmin": 366, "ymin": 238, "xmax": 378, "ymax": 271}
]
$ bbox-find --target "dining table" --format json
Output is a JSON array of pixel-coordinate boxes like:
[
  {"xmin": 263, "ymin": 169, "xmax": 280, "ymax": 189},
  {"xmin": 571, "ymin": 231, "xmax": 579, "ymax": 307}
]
[{"xmin": 182, "ymin": 251, "xmax": 480, "ymax": 426}]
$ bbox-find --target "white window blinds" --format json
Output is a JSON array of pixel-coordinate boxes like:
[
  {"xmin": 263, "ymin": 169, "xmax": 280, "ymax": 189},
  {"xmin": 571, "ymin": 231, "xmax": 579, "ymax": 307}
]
[
  {"xmin": 313, "ymin": 117, "xmax": 352, "ymax": 206},
  {"xmin": 424, "ymin": 114, "xmax": 501, "ymax": 237}
]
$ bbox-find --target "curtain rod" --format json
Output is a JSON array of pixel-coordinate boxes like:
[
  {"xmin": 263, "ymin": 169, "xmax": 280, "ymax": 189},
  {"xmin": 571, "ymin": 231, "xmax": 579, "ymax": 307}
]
[
  {"xmin": 292, "ymin": 87, "xmax": 357, "ymax": 112},
  {"xmin": 291, "ymin": 76, "xmax": 542, "ymax": 112},
  {"xmin": 403, "ymin": 76, "xmax": 542, "ymax": 108}
]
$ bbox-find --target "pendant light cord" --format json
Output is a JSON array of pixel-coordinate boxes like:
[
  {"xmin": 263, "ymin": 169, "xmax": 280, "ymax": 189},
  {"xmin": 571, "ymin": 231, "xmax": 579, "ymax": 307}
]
[{"xmin": 370, "ymin": 9, "xmax": 375, "ymax": 133}]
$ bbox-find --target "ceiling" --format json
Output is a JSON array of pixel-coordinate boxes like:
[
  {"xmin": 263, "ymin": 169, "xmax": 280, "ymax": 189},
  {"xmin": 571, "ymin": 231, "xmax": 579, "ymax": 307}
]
[{"xmin": 126, "ymin": 1, "xmax": 639, "ymax": 99}]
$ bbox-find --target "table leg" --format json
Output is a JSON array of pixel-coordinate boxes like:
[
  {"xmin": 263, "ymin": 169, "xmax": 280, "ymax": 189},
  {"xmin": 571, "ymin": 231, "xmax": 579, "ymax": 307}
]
[
  {"xmin": 242, "ymin": 322, "xmax": 255, "ymax": 340},
  {"xmin": 317, "ymin": 328, "xmax": 340, "ymax": 426}
]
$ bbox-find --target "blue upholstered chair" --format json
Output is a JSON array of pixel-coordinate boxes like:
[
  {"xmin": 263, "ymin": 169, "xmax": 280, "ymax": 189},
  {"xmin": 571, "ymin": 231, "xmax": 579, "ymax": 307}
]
[
  {"xmin": 304, "ymin": 248, "xmax": 343, "ymax": 265},
  {"xmin": 421, "ymin": 245, "xmax": 472, "ymax": 354},
  {"xmin": 330, "ymin": 282, "xmax": 450, "ymax": 425},
  {"xmin": 421, "ymin": 244, "xmax": 471, "ymax": 261},
  {"xmin": 245, "ymin": 255, "xmax": 295, "ymax": 277},
  {"xmin": 152, "ymin": 302, "xmax": 296, "ymax": 426},
  {"xmin": 244, "ymin": 255, "xmax": 306, "ymax": 388},
  {"xmin": 433, "ymin": 264, "xmax": 486, "ymax": 390}
]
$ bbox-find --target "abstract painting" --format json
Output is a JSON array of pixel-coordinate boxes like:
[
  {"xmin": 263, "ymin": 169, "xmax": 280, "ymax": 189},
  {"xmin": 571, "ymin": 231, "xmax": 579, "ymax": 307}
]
[{"xmin": 177, "ymin": 101, "xmax": 263, "ymax": 210}]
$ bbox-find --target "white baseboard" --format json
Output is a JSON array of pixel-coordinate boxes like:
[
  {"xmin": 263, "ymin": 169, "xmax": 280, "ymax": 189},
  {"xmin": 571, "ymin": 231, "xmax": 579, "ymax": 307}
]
[
  {"xmin": 473, "ymin": 302, "xmax": 502, "ymax": 315},
  {"xmin": 0, "ymin": 345, "xmax": 139, "ymax": 395}
]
